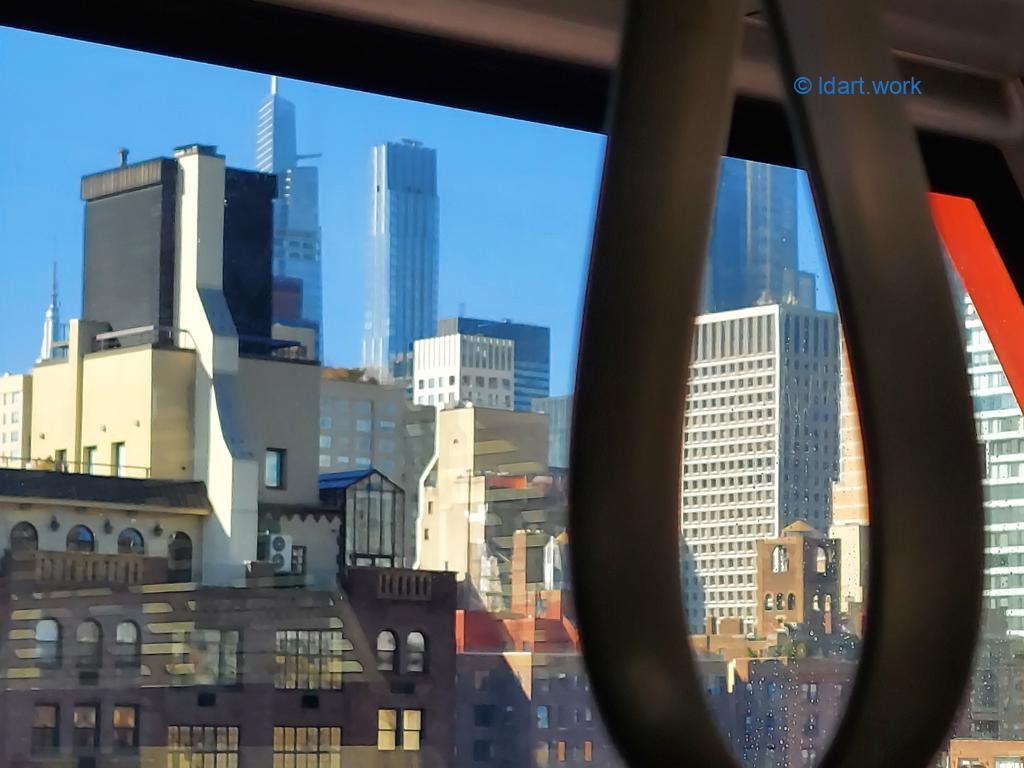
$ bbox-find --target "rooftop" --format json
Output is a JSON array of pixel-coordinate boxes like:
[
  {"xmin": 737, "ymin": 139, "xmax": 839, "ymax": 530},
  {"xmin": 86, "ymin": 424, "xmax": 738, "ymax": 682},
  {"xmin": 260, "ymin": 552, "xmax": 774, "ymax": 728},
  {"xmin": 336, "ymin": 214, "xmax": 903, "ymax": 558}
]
[{"xmin": 0, "ymin": 469, "xmax": 210, "ymax": 514}]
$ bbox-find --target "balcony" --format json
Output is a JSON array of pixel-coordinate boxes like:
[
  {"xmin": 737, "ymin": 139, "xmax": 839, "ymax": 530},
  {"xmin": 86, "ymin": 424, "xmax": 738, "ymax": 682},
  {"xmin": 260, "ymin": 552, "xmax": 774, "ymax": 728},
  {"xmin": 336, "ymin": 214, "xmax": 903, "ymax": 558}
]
[{"xmin": 4, "ymin": 549, "xmax": 168, "ymax": 587}]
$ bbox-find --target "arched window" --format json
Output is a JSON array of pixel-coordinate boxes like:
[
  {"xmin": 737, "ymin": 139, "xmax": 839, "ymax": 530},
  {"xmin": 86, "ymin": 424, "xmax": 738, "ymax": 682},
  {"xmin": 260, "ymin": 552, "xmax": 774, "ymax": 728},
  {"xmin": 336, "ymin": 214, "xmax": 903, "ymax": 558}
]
[
  {"xmin": 115, "ymin": 621, "xmax": 141, "ymax": 669},
  {"xmin": 168, "ymin": 532, "xmax": 193, "ymax": 582},
  {"xmin": 76, "ymin": 620, "xmax": 102, "ymax": 669},
  {"xmin": 812, "ymin": 594, "xmax": 822, "ymax": 612},
  {"xmin": 774, "ymin": 593, "xmax": 784, "ymax": 610},
  {"xmin": 10, "ymin": 521, "xmax": 38, "ymax": 553},
  {"xmin": 36, "ymin": 619, "xmax": 61, "ymax": 668},
  {"xmin": 815, "ymin": 546, "xmax": 828, "ymax": 575},
  {"xmin": 117, "ymin": 528, "xmax": 145, "ymax": 555},
  {"xmin": 406, "ymin": 631, "xmax": 427, "ymax": 673},
  {"xmin": 66, "ymin": 525, "xmax": 96, "ymax": 553},
  {"xmin": 376, "ymin": 630, "xmax": 397, "ymax": 671},
  {"xmin": 787, "ymin": 593, "xmax": 797, "ymax": 610},
  {"xmin": 771, "ymin": 545, "xmax": 789, "ymax": 573},
  {"xmin": 763, "ymin": 593, "xmax": 773, "ymax": 610}
]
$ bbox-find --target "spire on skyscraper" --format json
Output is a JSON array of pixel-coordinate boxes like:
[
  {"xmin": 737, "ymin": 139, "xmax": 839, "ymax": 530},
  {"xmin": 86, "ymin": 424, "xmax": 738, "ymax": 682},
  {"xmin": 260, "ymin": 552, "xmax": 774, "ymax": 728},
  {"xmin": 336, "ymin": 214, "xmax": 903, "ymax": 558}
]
[{"xmin": 37, "ymin": 262, "xmax": 60, "ymax": 363}]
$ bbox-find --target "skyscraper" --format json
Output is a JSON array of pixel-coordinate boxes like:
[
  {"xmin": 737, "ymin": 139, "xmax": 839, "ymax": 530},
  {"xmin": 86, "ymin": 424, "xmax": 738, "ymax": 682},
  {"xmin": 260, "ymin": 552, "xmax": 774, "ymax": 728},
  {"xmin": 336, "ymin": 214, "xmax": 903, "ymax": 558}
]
[
  {"xmin": 257, "ymin": 76, "xmax": 323, "ymax": 358},
  {"xmin": 437, "ymin": 317, "xmax": 550, "ymax": 411},
  {"xmin": 704, "ymin": 158, "xmax": 817, "ymax": 312},
  {"xmin": 363, "ymin": 140, "xmax": 440, "ymax": 382},
  {"xmin": 965, "ymin": 293, "xmax": 1024, "ymax": 636},
  {"xmin": 680, "ymin": 304, "xmax": 840, "ymax": 633}
]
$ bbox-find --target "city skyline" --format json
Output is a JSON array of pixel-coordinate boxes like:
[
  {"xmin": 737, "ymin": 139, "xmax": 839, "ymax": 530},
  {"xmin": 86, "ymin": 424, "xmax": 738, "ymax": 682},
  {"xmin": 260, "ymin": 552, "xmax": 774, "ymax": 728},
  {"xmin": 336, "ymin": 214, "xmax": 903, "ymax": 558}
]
[{"xmin": 0, "ymin": 26, "xmax": 833, "ymax": 394}]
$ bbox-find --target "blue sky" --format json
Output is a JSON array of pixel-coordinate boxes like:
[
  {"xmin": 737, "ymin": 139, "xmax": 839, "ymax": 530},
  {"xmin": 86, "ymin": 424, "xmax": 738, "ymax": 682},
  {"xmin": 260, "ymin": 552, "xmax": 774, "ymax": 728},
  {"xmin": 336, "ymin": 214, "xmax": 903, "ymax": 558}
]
[{"xmin": 0, "ymin": 26, "xmax": 832, "ymax": 395}]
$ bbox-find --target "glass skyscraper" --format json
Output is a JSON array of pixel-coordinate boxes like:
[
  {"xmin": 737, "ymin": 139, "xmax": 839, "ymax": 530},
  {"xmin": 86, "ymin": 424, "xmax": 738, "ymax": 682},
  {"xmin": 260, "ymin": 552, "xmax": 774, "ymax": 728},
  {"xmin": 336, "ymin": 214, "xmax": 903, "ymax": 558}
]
[
  {"xmin": 438, "ymin": 317, "xmax": 550, "ymax": 411},
  {"xmin": 704, "ymin": 157, "xmax": 817, "ymax": 312},
  {"xmin": 256, "ymin": 76, "xmax": 323, "ymax": 358},
  {"xmin": 965, "ymin": 293, "xmax": 1024, "ymax": 636},
  {"xmin": 531, "ymin": 394, "xmax": 572, "ymax": 469},
  {"xmin": 363, "ymin": 140, "xmax": 440, "ymax": 382}
]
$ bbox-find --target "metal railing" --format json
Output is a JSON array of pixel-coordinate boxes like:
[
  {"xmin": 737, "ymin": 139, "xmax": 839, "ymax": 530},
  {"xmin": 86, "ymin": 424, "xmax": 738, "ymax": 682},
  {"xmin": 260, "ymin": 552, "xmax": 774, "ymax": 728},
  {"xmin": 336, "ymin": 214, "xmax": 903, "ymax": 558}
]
[{"xmin": 0, "ymin": 457, "xmax": 151, "ymax": 479}]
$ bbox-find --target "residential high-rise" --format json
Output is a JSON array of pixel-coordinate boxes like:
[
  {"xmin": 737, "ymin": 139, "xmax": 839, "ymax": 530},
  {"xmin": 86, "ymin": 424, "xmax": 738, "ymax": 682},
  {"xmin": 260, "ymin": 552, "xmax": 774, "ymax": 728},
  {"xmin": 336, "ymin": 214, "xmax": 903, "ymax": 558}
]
[
  {"xmin": 704, "ymin": 158, "xmax": 817, "ymax": 312},
  {"xmin": 531, "ymin": 394, "xmax": 573, "ymax": 469},
  {"xmin": 412, "ymin": 334, "xmax": 515, "ymax": 411},
  {"xmin": 257, "ymin": 76, "xmax": 324, "ymax": 358},
  {"xmin": 438, "ymin": 317, "xmax": 550, "ymax": 411},
  {"xmin": 680, "ymin": 304, "xmax": 840, "ymax": 633},
  {"xmin": 363, "ymin": 140, "xmax": 440, "ymax": 382},
  {"xmin": 966, "ymin": 293, "xmax": 1024, "ymax": 636}
]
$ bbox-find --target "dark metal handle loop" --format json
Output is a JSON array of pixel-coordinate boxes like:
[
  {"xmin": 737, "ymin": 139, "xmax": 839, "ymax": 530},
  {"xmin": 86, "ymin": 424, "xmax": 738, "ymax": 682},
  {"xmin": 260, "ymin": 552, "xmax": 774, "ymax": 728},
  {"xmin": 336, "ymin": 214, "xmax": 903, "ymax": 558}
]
[{"xmin": 569, "ymin": 1, "xmax": 983, "ymax": 766}]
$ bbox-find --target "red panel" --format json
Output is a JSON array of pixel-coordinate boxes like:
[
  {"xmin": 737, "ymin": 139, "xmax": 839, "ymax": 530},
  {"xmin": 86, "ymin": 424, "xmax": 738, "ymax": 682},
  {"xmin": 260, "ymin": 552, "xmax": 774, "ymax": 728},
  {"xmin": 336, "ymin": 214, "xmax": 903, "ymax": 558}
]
[{"xmin": 930, "ymin": 193, "xmax": 1024, "ymax": 410}]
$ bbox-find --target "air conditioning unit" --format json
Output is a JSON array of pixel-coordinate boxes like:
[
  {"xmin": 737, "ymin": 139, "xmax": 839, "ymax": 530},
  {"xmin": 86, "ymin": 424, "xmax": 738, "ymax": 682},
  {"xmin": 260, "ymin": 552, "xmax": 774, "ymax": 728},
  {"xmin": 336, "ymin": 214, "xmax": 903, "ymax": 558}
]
[{"xmin": 257, "ymin": 532, "xmax": 293, "ymax": 574}]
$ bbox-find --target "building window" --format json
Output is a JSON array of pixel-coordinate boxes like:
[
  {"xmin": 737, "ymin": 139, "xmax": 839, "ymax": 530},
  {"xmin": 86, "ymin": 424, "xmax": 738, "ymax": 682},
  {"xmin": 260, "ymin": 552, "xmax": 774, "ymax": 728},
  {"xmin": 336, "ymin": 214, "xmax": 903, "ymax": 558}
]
[
  {"xmin": 377, "ymin": 709, "xmax": 422, "ymax": 751},
  {"xmin": 54, "ymin": 448, "xmax": 67, "ymax": 471},
  {"xmin": 117, "ymin": 528, "xmax": 145, "ymax": 555},
  {"xmin": 265, "ymin": 448, "xmax": 286, "ymax": 489},
  {"xmin": 291, "ymin": 546, "xmax": 307, "ymax": 575},
  {"xmin": 771, "ymin": 545, "xmax": 789, "ymax": 573},
  {"xmin": 319, "ymin": 454, "xmax": 331, "ymax": 468},
  {"xmin": 557, "ymin": 740, "xmax": 567, "ymax": 762},
  {"xmin": 537, "ymin": 705, "xmax": 550, "ymax": 729},
  {"xmin": 115, "ymin": 621, "xmax": 141, "ymax": 669},
  {"xmin": 31, "ymin": 704, "xmax": 59, "ymax": 753},
  {"xmin": 189, "ymin": 629, "xmax": 240, "ymax": 685},
  {"xmin": 36, "ymin": 618, "xmax": 62, "ymax": 667},
  {"xmin": 584, "ymin": 741, "xmax": 594, "ymax": 762},
  {"xmin": 10, "ymin": 520, "xmax": 38, "ymax": 552},
  {"xmin": 787, "ymin": 593, "xmax": 797, "ymax": 610},
  {"xmin": 167, "ymin": 726, "xmax": 239, "ymax": 767},
  {"xmin": 473, "ymin": 740, "xmax": 495, "ymax": 761},
  {"xmin": 73, "ymin": 704, "xmax": 99, "ymax": 750},
  {"xmin": 168, "ymin": 532, "xmax": 193, "ymax": 582},
  {"xmin": 319, "ymin": 435, "xmax": 332, "ymax": 449},
  {"xmin": 113, "ymin": 706, "xmax": 138, "ymax": 751},
  {"xmin": 275, "ymin": 630, "xmax": 344, "ymax": 690},
  {"xmin": 76, "ymin": 620, "xmax": 102, "ymax": 670},
  {"xmin": 406, "ymin": 631, "xmax": 426, "ymax": 673},
  {"xmin": 319, "ymin": 416, "xmax": 333, "ymax": 428},
  {"xmin": 112, "ymin": 442, "xmax": 126, "ymax": 477},
  {"xmin": 376, "ymin": 630, "xmax": 397, "ymax": 671},
  {"xmin": 274, "ymin": 726, "xmax": 342, "ymax": 767},
  {"xmin": 66, "ymin": 524, "xmax": 96, "ymax": 553},
  {"xmin": 83, "ymin": 445, "xmax": 97, "ymax": 473},
  {"xmin": 356, "ymin": 419, "xmax": 372, "ymax": 432}
]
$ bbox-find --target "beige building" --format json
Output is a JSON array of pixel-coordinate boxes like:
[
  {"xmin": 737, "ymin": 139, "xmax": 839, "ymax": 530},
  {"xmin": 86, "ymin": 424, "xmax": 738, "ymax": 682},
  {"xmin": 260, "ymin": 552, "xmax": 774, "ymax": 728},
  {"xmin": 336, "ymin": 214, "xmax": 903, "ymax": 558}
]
[
  {"xmin": 0, "ymin": 374, "xmax": 31, "ymax": 469},
  {"xmin": 23, "ymin": 145, "xmax": 320, "ymax": 586},
  {"xmin": 417, "ymin": 405, "xmax": 552, "ymax": 609},
  {"xmin": 828, "ymin": 335, "xmax": 870, "ymax": 617}
]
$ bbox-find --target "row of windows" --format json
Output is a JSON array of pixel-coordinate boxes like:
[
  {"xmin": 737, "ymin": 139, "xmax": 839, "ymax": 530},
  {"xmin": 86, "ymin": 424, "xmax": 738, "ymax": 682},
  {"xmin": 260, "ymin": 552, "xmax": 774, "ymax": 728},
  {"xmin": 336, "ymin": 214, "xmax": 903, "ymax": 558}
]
[
  {"xmin": 320, "ymin": 399, "xmax": 398, "ymax": 418},
  {"xmin": 418, "ymin": 375, "xmax": 511, "ymax": 389},
  {"xmin": 10, "ymin": 522, "xmax": 193, "ymax": 568},
  {"xmin": 319, "ymin": 434, "xmax": 394, "ymax": 452},
  {"xmin": 319, "ymin": 454, "xmax": 372, "ymax": 468},
  {"xmin": 687, "ymin": 392, "xmax": 778, "ymax": 411},
  {"xmin": 536, "ymin": 739, "xmax": 596, "ymax": 765},
  {"xmin": 31, "ymin": 703, "xmax": 137, "ymax": 754},
  {"xmin": 319, "ymin": 415, "xmax": 398, "ymax": 431},
  {"xmin": 1, "ymin": 390, "xmax": 22, "ymax": 406},
  {"xmin": 29, "ymin": 623, "xmax": 431, "ymax": 687}
]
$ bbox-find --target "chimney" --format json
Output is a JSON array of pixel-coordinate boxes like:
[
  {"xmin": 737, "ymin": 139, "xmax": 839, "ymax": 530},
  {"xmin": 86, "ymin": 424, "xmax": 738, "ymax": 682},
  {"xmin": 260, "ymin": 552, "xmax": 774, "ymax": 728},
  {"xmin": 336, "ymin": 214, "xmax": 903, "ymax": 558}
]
[{"xmin": 117, "ymin": 148, "xmax": 129, "ymax": 167}]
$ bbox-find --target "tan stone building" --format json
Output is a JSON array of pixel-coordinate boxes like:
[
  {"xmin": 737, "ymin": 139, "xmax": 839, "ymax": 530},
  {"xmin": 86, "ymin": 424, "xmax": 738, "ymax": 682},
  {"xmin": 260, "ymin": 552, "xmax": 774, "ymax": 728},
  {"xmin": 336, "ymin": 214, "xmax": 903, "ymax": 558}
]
[
  {"xmin": 0, "ymin": 373, "xmax": 31, "ymax": 469},
  {"xmin": 829, "ymin": 335, "xmax": 870, "ymax": 619},
  {"xmin": 755, "ymin": 522, "xmax": 839, "ymax": 640},
  {"xmin": 417, "ymin": 405, "xmax": 555, "ymax": 609}
]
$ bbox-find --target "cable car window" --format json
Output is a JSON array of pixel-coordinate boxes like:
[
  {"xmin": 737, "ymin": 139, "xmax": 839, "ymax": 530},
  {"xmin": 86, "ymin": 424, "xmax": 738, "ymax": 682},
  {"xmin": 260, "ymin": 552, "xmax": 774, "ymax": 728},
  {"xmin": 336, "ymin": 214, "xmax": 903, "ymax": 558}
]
[{"xmin": 0, "ymin": 16, "xmax": 1020, "ymax": 768}]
